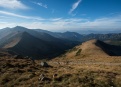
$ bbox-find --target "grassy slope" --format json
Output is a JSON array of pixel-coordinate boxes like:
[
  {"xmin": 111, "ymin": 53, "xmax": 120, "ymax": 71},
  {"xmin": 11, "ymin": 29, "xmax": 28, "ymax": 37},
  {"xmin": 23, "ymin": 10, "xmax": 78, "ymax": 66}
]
[
  {"xmin": 0, "ymin": 55, "xmax": 121, "ymax": 87},
  {"xmin": 105, "ymin": 40, "xmax": 121, "ymax": 46},
  {"xmin": 0, "ymin": 40, "xmax": 121, "ymax": 87}
]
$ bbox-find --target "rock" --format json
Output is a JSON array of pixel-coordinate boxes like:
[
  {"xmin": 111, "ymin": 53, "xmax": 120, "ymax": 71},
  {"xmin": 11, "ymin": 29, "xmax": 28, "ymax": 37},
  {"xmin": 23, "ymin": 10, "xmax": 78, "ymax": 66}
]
[
  {"xmin": 53, "ymin": 74, "xmax": 58, "ymax": 78},
  {"xmin": 24, "ymin": 56, "xmax": 29, "ymax": 59},
  {"xmin": 14, "ymin": 55, "xmax": 23, "ymax": 59},
  {"xmin": 38, "ymin": 74, "xmax": 51, "ymax": 82},
  {"xmin": 40, "ymin": 62, "xmax": 49, "ymax": 67},
  {"xmin": 39, "ymin": 74, "xmax": 45, "ymax": 81}
]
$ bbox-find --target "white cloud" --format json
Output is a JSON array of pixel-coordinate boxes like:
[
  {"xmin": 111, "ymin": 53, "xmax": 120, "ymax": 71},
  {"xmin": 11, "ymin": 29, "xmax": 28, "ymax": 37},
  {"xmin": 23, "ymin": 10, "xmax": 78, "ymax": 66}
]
[
  {"xmin": 69, "ymin": 0, "xmax": 82, "ymax": 14},
  {"xmin": 0, "ymin": 0, "xmax": 28, "ymax": 9},
  {"xmin": 0, "ymin": 10, "xmax": 44, "ymax": 21},
  {"xmin": 50, "ymin": 18, "xmax": 62, "ymax": 21},
  {"xmin": 33, "ymin": 2, "xmax": 47, "ymax": 8},
  {"xmin": 19, "ymin": 15, "xmax": 121, "ymax": 31},
  {"xmin": 0, "ymin": 13, "xmax": 121, "ymax": 32}
]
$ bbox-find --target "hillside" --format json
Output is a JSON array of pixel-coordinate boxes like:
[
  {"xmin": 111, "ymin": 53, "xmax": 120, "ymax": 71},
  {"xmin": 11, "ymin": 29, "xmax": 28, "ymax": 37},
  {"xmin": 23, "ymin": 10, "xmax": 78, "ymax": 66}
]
[
  {"xmin": 0, "ymin": 32, "xmax": 78, "ymax": 59},
  {"xmin": 0, "ymin": 26, "xmax": 80, "ymax": 59},
  {"xmin": 0, "ymin": 51, "xmax": 121, "ymax": 87},
  {"xmin": 105, "ymin": 40, "xmax": 121, "ymax": 46},
  {"xmin": 34, "ymin": 28, "xmax": 121, "ymax": 42},
  {"xmin": 34, "ymin": 29, "xmax": 83, "ymax": 41},
  {"xmin": 60, "ymin": 39, "xmax": 121, "ymax": 59},
  {"xmin": 81, "ymin": 33, "xmax": 121, "ymax": 42},
  {"xmin": 0, "ymin": 39, "xmax": 121, "ymax": 87},
  {"xmin": 0, "ymin": 26, "xmax": 63, "ymax": 42}
]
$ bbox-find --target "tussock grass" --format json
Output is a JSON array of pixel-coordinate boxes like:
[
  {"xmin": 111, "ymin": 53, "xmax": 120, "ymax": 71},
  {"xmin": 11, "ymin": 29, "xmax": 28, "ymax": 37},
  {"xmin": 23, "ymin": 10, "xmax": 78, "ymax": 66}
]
[{"xmin": 0, "ymin": 55, "xmax": 121, "ymax": 87}]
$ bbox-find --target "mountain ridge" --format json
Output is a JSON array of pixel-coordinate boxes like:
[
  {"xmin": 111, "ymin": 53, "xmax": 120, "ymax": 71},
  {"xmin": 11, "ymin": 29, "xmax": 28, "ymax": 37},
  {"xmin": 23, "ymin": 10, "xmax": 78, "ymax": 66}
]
[
  {"xmin": 0, "ymin": 26, "xmax": 121, "ymax": 59},
  {"xmin": 1, "ymin": 26, "xmax": 121, "ymax": 42},
  {"xmin": 60, "ymin": 39, "xmax": 121, "ymax": 59},
  {"xmin": 0, "ymin": 30, "xmax": 79, "ymax": 59}
]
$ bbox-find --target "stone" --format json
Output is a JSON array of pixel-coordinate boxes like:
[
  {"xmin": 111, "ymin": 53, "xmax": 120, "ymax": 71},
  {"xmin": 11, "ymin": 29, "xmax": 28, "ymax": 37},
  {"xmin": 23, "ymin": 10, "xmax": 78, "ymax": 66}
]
[
  {"xmin": 14, "ymin": 55, "xmax": 23, "ymax": 59},
  {"xmin": 38, "ymin": 74, "xmax": 51, "ymax": 82},
  {"xmin": 40, "ymin": 62, "xmax": 49, "ymax": 67}
]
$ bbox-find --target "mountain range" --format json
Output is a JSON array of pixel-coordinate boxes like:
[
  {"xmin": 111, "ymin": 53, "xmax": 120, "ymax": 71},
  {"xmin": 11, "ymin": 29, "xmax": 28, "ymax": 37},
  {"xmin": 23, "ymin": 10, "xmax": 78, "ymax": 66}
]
[
  {"xmin": 0, "ymin": 26, "xmax": 121, "ymax": 59},
  {"xmin": 33, "ymin": 28, "xmax": 121, "ymax": 42},
  {"xmin": 0, "ymin": 26, "xmax": 79, "ymax": 59}
]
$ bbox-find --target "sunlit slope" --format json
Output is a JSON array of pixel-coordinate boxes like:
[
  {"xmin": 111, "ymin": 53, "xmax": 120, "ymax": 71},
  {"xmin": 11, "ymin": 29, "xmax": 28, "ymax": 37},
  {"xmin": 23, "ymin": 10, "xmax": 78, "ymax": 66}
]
[{"xmin": 62, "ymin": 39, "xmax": 121, "ymax": 59}]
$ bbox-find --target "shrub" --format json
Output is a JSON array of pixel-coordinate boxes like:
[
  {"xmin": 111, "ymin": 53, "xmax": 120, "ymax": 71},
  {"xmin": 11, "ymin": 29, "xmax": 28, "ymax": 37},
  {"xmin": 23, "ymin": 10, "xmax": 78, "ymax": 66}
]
[{"xmin": 76, "ymin": 49, "xmax": 82, "ymax": 56}]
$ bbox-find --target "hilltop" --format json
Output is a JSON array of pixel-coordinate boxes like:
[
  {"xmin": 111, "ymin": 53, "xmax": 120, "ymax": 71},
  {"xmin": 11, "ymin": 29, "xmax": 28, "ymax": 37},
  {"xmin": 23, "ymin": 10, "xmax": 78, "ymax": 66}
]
[{"xmin": 58, "ymin": 39, "xmax": 121, "ymax": 59}]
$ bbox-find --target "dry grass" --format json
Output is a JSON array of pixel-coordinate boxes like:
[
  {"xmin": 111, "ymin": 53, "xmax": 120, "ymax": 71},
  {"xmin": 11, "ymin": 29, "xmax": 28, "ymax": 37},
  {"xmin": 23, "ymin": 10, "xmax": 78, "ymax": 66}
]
[
  {"xmin": 1, "ymin": 40, "xmax": 121, "ymax": 87},
  {"xmin": 0, "ymin": 55, "xmax": 121, "ymax": 87}
]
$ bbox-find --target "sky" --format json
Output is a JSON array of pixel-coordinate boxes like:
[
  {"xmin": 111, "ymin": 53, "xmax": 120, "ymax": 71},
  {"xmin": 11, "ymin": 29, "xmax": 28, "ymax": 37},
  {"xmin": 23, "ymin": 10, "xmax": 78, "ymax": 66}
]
[{"xmin": 0, "ymin": 0, "xmax": 121, "ymax": 32}]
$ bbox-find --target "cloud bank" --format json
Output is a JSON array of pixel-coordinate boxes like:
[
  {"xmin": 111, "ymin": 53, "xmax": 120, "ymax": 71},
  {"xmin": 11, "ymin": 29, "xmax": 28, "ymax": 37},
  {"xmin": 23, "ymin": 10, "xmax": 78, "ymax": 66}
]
[{"xmin": 0, "ymin": 11, "xmax": 121, "ymax": 32}]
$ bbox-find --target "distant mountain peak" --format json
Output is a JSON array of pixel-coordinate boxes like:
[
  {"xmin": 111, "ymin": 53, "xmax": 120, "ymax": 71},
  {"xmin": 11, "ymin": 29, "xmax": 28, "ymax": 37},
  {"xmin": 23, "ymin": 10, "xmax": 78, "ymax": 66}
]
[
  {"xmin": 14, "ymin": 26, "xmax": 26, "ymax": 28},
  {"xmin": 13, "ymin": 26, "xmax": 28, "ymax": 31}
]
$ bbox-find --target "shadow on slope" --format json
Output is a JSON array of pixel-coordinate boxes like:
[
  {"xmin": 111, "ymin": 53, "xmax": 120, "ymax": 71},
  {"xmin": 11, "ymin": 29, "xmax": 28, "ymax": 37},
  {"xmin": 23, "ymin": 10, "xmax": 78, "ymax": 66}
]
[
  {"xmin": 0, "ymin": 32, "xmax": 79, "ymax": 59},
  {"xmin": 95, "ymin": 40, "xmax": 121, "ymax": 56}
]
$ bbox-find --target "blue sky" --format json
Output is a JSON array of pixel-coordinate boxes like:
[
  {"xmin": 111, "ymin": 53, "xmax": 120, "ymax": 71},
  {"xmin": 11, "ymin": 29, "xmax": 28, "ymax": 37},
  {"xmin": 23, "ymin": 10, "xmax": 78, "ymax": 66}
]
[{"xmin": 0, "ymin": 0, "xmax": 121, "ymax": 32}]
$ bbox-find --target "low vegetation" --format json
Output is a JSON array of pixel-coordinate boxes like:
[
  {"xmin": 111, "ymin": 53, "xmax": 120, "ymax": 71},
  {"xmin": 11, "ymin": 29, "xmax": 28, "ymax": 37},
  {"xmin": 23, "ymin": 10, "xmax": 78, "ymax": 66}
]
[
  {"xmin": 75, "ymin": 49, "xmax": 82, "ymax": 56},
  {"xmin": 0, "ymin": 40, "xmax": 121, "ymax": 87},
  {"xmin": 0, "ymin": 55, "xmax": 121, "ymax": 87}
]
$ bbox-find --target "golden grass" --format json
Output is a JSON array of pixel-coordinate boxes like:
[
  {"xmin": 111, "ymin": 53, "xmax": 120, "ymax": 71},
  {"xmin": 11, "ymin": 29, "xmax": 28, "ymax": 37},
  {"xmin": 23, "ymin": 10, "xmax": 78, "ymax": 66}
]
[
  {"xmin": 1, "ymin": 39, "xmax": 121, "ymax": 87},
  {"xmin": 0, "ymin": 55, "xmax": 121, "ymax": 87}
]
